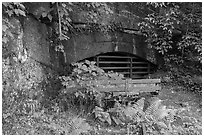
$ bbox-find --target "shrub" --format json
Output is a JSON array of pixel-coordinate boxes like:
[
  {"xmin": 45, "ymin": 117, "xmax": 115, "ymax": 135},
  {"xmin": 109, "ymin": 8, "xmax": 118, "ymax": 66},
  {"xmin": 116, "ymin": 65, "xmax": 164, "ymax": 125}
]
[
  {"xmin": 93, "ymin": 97, "xmax": 202, "ymax": 135},
  {"xmin": 58, "ymin": 60, "xmax": 125, "ymax": 112},
  {"xmin": 2, "ymin": 57, "xmax": 50, "ymax": 134}
]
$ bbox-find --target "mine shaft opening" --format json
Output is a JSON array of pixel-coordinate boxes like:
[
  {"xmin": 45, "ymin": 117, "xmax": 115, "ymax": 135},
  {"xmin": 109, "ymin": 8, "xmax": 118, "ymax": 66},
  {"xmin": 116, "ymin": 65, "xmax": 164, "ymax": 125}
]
[{"xmin": 80, "ymin": 52, "xmax": 157, "ymax": 79}]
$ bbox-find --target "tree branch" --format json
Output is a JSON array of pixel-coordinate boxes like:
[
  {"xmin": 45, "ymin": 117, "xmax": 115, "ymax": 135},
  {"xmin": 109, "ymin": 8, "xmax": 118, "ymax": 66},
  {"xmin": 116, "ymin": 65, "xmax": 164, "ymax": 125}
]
[{"xmin": 56, "ymin": 2, "xmax": 62, "ymax": 37}]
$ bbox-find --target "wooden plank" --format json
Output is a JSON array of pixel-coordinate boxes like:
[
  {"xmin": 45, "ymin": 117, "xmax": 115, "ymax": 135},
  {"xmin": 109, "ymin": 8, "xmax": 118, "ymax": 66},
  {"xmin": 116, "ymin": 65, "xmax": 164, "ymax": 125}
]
[
  {"xmin": 94, "ymin": 79, "xmax": 130, "ymax": 85},
  {"xmin": 101, "ymin": 67, "xmax": 130, "ymax": 69},
  {"xmin": 93, "ymin": 80, "xmax": 125, "ymax": 85},
  {"xmin": 112, "ymin": 90, "xmax": 159, "ymax": 96},
  {"xmin": 131, "ymin": 79, "xmax": 161, "ymax": 84},
  {"xmin": 93, "ymin": 79, "xmax": 161, "ymax": 85},
  {"xmin": 96, "ymin": 86, "xmax": 161, "ymax": 92}
]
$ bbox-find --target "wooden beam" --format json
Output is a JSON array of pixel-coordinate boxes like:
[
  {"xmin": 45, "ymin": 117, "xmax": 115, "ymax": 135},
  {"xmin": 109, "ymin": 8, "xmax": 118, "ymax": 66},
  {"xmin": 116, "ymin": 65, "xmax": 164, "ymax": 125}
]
[
  {"xmin": 101, "ymin": 67, "xmax": 130, "ymax": 69},
  {"xmin": 96, "ymin": 86, "xmax": 161, "ymax": 93},
  {"xmin": 93, "ymin": 79, "xmax": 161, "ymax": 85},
  {"xmin": 131, "ymin": 79, "xmax": 161, "ymax": 83}
]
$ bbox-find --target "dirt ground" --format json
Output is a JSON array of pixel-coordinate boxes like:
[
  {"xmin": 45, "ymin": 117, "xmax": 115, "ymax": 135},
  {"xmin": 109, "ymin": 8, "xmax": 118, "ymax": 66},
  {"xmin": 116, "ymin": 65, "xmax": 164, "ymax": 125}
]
[
  {"xmin": 159, "ymin": 84, "xmax": 202, "ymax": 121},
  {"xmin": 159, "ymin": 84, "xmax": 202, "ymax": 133}
]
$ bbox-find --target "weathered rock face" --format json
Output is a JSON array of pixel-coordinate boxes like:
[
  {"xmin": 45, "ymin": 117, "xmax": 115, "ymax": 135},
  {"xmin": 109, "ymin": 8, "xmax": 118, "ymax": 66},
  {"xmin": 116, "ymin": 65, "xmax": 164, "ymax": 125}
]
[
  {"xmin": 62, "ymin": 31, "xmax": 147, "ymax": 64},
  {"xmin": 23, "ymin": 2, "xmax": 64, "ymax": 72},
  {"xmin": 23, "ymin": 16, "xmax": 51, "ymax": 65},
  {"xmin": 62, "ymin": 32, "xmax": 112, "ymax": 63},
  {"xmin": 2, "ymin": 16, "xmax": 52, "ymax": 100}
]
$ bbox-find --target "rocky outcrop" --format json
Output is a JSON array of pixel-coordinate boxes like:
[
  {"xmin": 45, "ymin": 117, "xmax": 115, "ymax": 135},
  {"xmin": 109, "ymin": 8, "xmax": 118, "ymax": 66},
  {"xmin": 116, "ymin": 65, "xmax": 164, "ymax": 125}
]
[{"xmin": 23, "ymin": 15, "xmax": 51, "ymax": 66}]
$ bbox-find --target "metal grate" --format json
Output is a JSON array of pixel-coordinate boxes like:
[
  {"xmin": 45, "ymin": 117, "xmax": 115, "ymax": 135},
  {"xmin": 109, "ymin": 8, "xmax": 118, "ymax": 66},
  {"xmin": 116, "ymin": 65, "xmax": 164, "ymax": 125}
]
[{"xmin": 82, "ymin": 52, "xmax": 157, "ymax": 79}]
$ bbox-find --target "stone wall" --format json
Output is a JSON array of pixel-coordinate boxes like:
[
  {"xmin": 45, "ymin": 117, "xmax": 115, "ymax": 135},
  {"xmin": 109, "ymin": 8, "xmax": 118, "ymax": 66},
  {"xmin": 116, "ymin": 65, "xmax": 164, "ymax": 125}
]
[
  {"xmin": 4, "ymin": 15, "xmax": 148, "ymax": 73},
  {"xmin": 62, "ymin": 31, "xmax": 147, "ymax": 64}
]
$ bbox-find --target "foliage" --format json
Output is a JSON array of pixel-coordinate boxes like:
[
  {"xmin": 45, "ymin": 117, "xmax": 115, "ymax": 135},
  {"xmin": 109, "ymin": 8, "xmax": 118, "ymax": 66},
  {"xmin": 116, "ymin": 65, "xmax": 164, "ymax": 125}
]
[
  {"xmin": 2, "ymin": 57, "xmax": 45, "ymax": 124},
  {"xmin": 2, "ymin": 2, "xmax": 26, "ymax": 45},
  {"xmin": 2, "ymin": 2, "xmax": 202, "ymax": 135},
  {"xmin": 177, "ymin": 3, "xmax": 202, "ymax": 62},
  {"xmin": 93, "ymin": 97, "xmax": 201, "ymax": 135},
  {"xmin": 57, "ymin": 2, "xmax": 114, "ymax": 35},
  {"xmin": 166, "ymin": 63, "xmax": 201, "ymax": 93},
  {"xmin": 2, "ymin": 3, "xmax": 26, "ymax": 35},
  {"xmin": 2, "ymin": 18, "xmax": 14, "ymax": 44},
  {"xmin": 59, "ymin": 60, "xmax": 124, "ymax": 111},
  {"xmin": 138, "ymin": 2, "xmax": 202, "ymax": 64},
  {"xmin": 2, "ymin": 58, "xmax": 41, "ymax": 134},
  {"xmin": 2, "ymin": 57, "xmax": 91, "ymax": 135},
  {"xmin": 136, "ymin": 2, "xmax": 202, "ymax": 93},
  {"xmin": 3, "ymin": 108, "xmax": 91, "ymax": 135},
  {"xmin": 2, "ymin": 2, "xmax": 26, "ymax": 17},
  {"xmin": 31, "ymin": 110, "xmax": 91, "ymax": 135}
]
